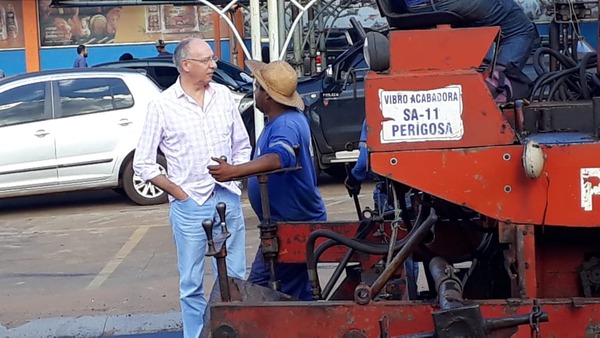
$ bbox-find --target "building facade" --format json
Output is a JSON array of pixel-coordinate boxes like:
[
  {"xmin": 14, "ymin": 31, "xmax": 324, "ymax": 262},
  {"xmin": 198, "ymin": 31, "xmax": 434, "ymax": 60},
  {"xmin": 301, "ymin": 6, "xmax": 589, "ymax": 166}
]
[{"xmin": 0, "ymin": 0, "xmax": 245, "ymax": 76}]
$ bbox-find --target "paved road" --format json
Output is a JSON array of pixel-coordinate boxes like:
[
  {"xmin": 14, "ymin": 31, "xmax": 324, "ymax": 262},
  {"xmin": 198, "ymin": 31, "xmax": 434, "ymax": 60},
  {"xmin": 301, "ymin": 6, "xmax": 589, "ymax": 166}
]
[{"xmin": 0, "ymin": 175, "xmax": 374, "ymax": 337}]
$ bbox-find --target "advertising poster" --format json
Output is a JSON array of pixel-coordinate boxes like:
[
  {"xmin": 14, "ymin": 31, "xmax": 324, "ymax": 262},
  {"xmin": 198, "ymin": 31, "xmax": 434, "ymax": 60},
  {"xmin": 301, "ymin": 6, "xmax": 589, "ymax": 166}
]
[
  {"xmin": 38, "ymin": 0, "xmax": 230, "ymax": 47},
  {"xmin": 0, "ymin": 0, "xmax": 24, "ymax": 49}
]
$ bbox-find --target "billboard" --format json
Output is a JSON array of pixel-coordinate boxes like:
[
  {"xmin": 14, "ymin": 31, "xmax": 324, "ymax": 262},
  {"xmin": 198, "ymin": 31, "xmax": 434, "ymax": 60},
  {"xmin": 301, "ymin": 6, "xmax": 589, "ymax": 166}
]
[
  {"xmin": 0, "ymin": 0, "xmax": 23, "ymax": 49},
  {"xmin": 38, "ymin": 0, "xmax": 230, "ymax": 46}
]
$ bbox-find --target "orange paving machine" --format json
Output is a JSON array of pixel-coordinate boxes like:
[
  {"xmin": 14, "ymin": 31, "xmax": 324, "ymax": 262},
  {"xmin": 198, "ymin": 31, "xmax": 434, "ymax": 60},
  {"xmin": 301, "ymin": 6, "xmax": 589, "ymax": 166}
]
[{"xmin": 205, "ymin": 1, "xmax": 600, "ymax": 336}]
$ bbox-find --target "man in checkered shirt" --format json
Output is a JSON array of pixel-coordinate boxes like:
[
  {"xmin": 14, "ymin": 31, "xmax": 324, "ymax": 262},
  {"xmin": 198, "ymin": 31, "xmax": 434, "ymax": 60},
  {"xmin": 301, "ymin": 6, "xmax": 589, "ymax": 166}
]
[{"xmin": 133, "ymin": 37, "xmax": 252, "ymax": 338}]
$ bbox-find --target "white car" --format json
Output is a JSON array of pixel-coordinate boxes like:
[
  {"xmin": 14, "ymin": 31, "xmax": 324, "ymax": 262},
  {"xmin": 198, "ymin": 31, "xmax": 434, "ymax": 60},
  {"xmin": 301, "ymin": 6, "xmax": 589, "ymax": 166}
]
[{"xmin": 0, "ymin": 68, "xmax": 168, "ymax": 205}]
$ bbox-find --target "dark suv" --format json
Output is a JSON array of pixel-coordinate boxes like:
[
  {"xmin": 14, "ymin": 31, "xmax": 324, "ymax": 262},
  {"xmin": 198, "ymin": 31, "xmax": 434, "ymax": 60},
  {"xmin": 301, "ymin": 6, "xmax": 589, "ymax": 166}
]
[{"xmin": 242, "ymin": 41, "xmax": 367, "ymax": 176}]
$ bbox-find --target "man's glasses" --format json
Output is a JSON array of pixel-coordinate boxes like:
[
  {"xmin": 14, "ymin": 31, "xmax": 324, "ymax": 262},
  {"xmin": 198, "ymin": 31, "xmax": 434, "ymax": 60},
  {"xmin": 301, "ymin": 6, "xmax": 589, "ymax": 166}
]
[{"xmin": 185, "ymin": 55, "xmax": 218, "ymax": 65}]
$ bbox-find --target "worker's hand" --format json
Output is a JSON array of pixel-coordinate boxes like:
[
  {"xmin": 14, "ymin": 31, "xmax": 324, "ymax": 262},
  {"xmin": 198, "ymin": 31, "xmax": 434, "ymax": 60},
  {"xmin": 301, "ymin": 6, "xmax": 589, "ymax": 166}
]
[
  {"xmin": 344, "ymin": 173, "xmax": 361, "ymax": 196},
  {"xmin": 208, "ymin": 157, "xmax": 237, "ymax": 182}
]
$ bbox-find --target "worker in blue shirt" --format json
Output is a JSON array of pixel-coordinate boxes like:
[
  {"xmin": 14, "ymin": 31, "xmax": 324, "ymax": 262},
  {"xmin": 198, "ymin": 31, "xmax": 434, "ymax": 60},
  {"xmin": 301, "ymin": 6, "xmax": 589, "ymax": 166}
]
[
  {"xmin": 208, "ymin": 59, "xmax": 327, "ymax": 300},
  {"xmin": 345, "ymin": 119, "xmax": 389, "ymax": 214},
  {"xmin": 345, "ymin": 119, "xmax": 420, "ymax": 283}
]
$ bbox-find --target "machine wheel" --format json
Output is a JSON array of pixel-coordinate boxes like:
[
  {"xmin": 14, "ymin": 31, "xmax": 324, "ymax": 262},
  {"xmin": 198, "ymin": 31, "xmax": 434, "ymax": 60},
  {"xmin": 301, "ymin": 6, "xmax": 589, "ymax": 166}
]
[{"xmin": 122, "ymin": 155, "xmax": 168, "ymax": 205}]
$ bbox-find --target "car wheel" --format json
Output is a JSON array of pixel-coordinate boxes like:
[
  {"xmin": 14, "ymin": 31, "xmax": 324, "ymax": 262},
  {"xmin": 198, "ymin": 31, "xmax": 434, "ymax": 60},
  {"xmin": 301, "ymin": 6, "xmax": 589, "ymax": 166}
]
[{"xmin": 122, "ymin": 155, "xmax": 168, "ymax": 205}]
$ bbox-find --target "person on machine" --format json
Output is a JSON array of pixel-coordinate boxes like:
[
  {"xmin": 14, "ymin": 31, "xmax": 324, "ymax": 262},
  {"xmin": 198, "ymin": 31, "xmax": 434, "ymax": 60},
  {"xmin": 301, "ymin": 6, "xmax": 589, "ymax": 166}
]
[{"xmin": 404, "ymin": 0, "xmax": 539, "ymax": 70}]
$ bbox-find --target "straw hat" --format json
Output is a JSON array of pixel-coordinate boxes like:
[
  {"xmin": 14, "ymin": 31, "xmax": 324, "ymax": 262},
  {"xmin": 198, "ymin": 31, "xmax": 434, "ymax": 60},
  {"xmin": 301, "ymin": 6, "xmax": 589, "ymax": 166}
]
[{"xmin": 246, "ymin": 60, "xmax": 305, "ymax": 111}]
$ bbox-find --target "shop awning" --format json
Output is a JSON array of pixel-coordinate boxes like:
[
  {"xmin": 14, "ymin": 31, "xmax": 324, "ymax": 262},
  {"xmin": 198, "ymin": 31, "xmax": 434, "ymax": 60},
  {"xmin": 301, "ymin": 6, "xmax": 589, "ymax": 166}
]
[{"xmin": 50, "ymin": 0, "xmax": 250, "ymax": 7}]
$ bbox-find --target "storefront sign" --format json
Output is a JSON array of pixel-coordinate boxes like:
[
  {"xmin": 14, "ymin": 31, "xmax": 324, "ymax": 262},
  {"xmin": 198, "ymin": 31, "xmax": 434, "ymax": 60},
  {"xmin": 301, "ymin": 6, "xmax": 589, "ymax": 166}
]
[
  {"xmin": 0, "ymin": 0, "xmax": 23, "ymax": 49},
  {"xmin": 38, "ymin": 0, "xmax": 229, "ymax": 46}
]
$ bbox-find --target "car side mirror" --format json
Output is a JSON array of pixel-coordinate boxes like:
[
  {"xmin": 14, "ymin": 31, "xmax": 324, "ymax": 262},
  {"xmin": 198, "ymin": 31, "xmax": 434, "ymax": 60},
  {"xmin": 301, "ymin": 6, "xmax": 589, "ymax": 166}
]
[
  {"xmin": 325, "ymin": 64, "xmax": 333, "ymax": 78},
  {"xmin": 342, "ymin": 70, "xmax": 354, "ymax": 90},
  {"xmin": 323, "ymin": 65, "xmax": 334, "ymax": 85}
]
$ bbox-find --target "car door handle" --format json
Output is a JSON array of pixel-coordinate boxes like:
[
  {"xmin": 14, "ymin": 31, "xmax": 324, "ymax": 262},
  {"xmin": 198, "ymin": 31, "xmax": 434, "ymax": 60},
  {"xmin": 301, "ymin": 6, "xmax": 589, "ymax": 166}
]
[
  {"xmin": 118, "ymin": 118, "xmax": 133, "ymax": 126},
  {"xmin": 34, "ymin": 129, "xmax": 50, "ymax": 138}
]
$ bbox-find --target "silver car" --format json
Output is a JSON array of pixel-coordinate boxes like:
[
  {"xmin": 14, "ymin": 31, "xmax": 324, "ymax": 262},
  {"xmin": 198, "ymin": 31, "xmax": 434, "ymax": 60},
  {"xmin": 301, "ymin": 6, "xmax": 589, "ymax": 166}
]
[{"xmin": 0, "ymin": 68, "xmax": 168, "ymax": 205}]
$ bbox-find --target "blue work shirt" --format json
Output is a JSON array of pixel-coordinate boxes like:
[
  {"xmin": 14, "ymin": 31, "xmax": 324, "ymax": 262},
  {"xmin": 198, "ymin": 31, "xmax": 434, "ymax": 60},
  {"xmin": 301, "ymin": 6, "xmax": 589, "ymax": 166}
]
[
  {"xmin": 73, "ymin": 55, "xmax": 88, "ymax": 68},
  {"xmin": 247, "ymin": 110, "xmax": 326, "ymax": 223},
  {"xmin": 247, "ymin": 109, "xmax": 326, "ymax": 301}
]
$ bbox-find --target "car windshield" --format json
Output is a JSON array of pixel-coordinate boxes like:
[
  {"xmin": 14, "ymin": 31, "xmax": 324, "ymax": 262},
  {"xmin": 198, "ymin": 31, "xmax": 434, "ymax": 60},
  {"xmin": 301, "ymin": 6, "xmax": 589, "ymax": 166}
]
[{"xmin": 216, "ymin": 60, "xmax": 252, "ymax": 89}]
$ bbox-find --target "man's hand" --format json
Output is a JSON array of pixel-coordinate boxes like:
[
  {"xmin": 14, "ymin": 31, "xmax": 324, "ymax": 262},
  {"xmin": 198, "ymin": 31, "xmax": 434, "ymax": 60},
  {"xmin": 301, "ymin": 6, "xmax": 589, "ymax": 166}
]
[
  {"xmin": 173, "ymin": 188, "xmax": 189, "ymax": 201},
  {"xmin": 344, "ymin": 172, "xmax": 361, "ymax": 196},
  {"xmin": 208, "ymin": 157, "xmax": 238, "ymax": 182}
]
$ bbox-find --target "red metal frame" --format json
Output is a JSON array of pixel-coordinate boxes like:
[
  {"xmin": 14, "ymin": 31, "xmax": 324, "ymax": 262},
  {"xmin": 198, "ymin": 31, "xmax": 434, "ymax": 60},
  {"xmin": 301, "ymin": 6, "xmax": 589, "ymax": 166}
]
[
  {"xmin": 207, "ymin": 24, "xmax": 600, "ymax": 336},
  {"xmin": 211, "ymin": 299, "xmax": 600, "ymax": 337}
]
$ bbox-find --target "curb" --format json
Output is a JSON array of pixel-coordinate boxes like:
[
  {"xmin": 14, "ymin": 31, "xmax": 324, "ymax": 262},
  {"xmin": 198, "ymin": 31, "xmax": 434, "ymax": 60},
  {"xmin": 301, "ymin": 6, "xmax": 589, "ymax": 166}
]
[{"xmin": 0, "ymin": 312, "xmax": 182, "ymax": 338}]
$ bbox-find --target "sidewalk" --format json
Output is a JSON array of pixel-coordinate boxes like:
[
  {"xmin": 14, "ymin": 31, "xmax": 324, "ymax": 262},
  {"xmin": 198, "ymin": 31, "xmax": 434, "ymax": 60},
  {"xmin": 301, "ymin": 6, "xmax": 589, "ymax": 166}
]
[{"xmin": 1, "ymin": 312, "xmax": 182, "ymax": 338}]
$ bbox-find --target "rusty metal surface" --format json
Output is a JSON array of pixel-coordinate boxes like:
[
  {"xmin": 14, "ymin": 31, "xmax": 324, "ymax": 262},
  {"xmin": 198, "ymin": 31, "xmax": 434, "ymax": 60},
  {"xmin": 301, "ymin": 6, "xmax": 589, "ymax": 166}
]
[
  {"xmin": 365, "ymin": 27, "xmax": 516, "ymax": 154},
  {"xmin": 272, "ymin": 222, "xmax": 361, "ymax": 263},
  {"xmin": 370, "ymin": 144, "xmax": 600, "ymax": 226},
  {"xmin": 388, "ymin": 26, "xmax": 500, "ymax": 72},
  {"xmin": 210, "ymin": 299, "xmax": 600, "ymax": 337}
]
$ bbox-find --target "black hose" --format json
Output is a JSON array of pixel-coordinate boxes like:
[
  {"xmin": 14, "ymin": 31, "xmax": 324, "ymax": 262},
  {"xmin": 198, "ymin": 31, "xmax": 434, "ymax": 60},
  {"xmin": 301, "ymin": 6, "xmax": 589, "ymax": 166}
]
[
  {"xmin": 318, "ymin": 217, "xmax": 377, "ymax": 299},
  {"xmin": 312, "ymin": 209, "xmax": 398, "ymax": 264},
  {"xmin": 530, "ymin": 47, "xmax": 599, "ymax": 103},
  {"xmin": 306, "ymin": 229, "xmax": 414, "ymax": 299},
  {"xmin": 314, "ymin": 218, "xmax": 373, "ymax": 263},
  {"xmin": 579, "ymin": 52, "xmax": 597, "ymax": 99}
]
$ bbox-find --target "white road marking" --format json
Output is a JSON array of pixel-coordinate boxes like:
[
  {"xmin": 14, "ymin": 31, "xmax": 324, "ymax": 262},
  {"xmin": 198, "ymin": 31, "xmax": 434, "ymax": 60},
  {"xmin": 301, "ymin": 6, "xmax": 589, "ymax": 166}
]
[{"xmin": 85, "ymin": 226, "xmax": 150, "ymax": 290}]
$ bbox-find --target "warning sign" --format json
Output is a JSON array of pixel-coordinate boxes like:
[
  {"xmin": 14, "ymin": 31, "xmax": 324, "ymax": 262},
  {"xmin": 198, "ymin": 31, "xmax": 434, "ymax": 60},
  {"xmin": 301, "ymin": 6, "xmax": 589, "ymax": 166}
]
[{"xmin": 379, "ymin": 85, "xmax": 464, "ymax": 143}]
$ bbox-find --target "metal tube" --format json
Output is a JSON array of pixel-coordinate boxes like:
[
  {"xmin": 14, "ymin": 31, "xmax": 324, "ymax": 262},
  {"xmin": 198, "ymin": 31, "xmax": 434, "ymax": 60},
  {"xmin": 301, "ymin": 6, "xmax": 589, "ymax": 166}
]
[
  {"xmin": 307, "ymin": 7, "xmax": 316, "ymax": 74},
  {"xmin": 250, "ymin": 0, "xmax": 264, "ymax": 143},
  {"xmin": 369, "ymin": 208, "xmax": 437, "ymax": 299},
  {"xmin": 277, "ymin": 0, "xmax": 286, "ymax": 53},
  {"xmin": 429, "ymin": 257, "xmax": 464, "ymax": 310},
  {"xmin": 258, "ymin": 175, "xmax": 271, "ymax": 223},
  {"xmin": 291, "ymin": 6, "xmax": 303, "ymax": 76},
  {"xmin": 322, "ymin": 249, "xmax": 354, "ymax": 299},
  {"xmin": 216, "ymin": 251, "xmax": 231, "ymax": 302},
  {"xmin": 267, "ymin": 0, "xmax": 280, "ymax": 62}
]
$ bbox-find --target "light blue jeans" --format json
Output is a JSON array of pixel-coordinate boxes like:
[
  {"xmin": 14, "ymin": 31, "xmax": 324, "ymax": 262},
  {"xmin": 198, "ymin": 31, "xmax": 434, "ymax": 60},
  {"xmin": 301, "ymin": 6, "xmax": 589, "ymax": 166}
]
[
  {"xmin": 169, "ymin": 185, "xmax": 246, "ymax": 338},
  {"xmin": 408, "ymin": 0, "xmax": 540, "ymax": 69}
]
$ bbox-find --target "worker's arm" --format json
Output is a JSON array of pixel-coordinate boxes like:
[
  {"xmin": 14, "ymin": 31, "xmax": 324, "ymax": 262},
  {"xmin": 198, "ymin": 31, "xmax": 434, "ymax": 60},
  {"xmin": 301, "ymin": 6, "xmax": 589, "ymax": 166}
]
[
  {"xmin": 209, "ymin": 124, "xmax": 299, "ymax": 182},
  {"xmin": 350, "ymin": 119, "xmax": 369, "ymax": 182},
  {"xmin": 208, "ymin": 153, "xmax": 281, "ymax": 181},
  {"xmin": 345, "ymin": 120, "xmax": 368, "ymax": 195}
]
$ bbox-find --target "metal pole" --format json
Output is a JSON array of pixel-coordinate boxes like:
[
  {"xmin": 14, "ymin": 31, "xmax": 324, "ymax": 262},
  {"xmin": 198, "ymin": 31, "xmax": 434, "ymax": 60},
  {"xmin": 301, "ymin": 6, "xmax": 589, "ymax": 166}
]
[
  {"xmin": 278, "ymin": 0, "xmax": 286, "ymax": 54},
  {"xmin": 250, "ymin": 0, "xmax": 264, "ymax": 143},
  {"xmin": 268, "ymin": 0, "xmax": 281, "ymax": 62},
  {"xmin": 307, "ymin": 6, "xmax": 316, "ymax": 74},
  {"xmin": 292, "ymin": 6, "xmax": 303, "ymax": 76}
]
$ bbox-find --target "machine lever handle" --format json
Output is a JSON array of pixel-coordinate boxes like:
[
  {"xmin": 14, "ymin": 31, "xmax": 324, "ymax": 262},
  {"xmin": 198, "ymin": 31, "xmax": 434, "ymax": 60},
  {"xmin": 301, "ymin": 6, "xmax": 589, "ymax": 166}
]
[
  {"xmin": 216, "ymin": 202, "xmax": 230, "ymax": 237},
  {"xmin": 202, "ymin": 219, "xmax": 218, "ymax": 256}
]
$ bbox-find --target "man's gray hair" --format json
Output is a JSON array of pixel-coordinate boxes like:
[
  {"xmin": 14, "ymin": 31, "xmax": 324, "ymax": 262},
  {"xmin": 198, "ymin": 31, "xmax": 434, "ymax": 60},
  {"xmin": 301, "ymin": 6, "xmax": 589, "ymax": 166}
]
[{"xmin": 172, "ymin": 38, "xmax": 195, "ymax": 73}]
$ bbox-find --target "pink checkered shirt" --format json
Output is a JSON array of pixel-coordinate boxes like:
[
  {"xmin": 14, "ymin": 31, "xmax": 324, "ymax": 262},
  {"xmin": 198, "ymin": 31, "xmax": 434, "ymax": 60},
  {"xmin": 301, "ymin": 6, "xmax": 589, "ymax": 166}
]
[{"xmin": 133, "ymin": 78, "xmax": 252, "ymax": 204}]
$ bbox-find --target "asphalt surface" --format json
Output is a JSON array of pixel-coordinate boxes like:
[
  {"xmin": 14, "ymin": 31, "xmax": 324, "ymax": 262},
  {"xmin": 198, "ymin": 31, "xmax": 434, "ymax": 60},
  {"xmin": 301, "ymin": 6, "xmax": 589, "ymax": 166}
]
[{"xmin": 0, "ymin": 174, "xmax": 374, "ymax": 338}]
